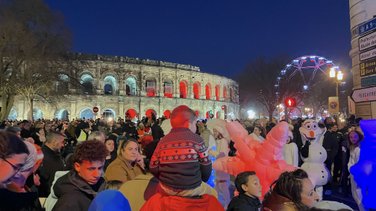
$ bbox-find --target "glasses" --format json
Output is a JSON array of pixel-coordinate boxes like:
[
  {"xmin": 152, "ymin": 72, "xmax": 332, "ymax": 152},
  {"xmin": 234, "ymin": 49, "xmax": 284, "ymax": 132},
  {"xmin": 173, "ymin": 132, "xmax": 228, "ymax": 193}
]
[{"xmin": 1, "ymin": 157, "xmax": 22, "ymax": 173}]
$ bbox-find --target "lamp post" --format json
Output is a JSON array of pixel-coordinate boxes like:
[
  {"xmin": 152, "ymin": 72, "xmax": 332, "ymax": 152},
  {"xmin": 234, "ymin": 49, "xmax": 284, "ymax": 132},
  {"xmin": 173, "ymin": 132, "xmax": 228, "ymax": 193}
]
[
  {"xmin": 329, "ymin": 67, "xmax": 343, "ymax": 97},
  {"xmin": 329, "ymin": 67, "xmax": 343, "ymax": 114}
]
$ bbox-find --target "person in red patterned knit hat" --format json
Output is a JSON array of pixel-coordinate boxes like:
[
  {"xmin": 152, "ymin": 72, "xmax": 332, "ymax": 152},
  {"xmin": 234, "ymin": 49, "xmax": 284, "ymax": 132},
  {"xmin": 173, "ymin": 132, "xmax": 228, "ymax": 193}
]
[{"xmin": 149, "ymin": 105, "xmax": 214, "ymax": 196}]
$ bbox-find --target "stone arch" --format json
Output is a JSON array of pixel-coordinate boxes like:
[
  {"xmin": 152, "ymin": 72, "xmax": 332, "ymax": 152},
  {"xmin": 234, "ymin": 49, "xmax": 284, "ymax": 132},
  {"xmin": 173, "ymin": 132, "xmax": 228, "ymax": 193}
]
[
  {"xmin": 179, "ymin": 80, "xmax": 188, "ymax": 98},
  {"xmin": 80, "ymin": 73, "xmax": 95, "ymax": 94},
  {"xmin": 163, "ymin": 110, "xmax": 171, "ymax": 119},
  {"xmin": 163, "ymin": 79, "xmax": 173, "ymax": 98},
  {"xmin": 193, "ymin": 82, "xmax": 201, "ymax": 99},
  {"xmin": 33, "ymin": 108, "xmax": 43, "ymax": 120},
  {"xmin": 146, "ymin": 78, "xmax": 157, "ymax": 97},
  {"xmin": 205, "ymin": 83, "xmax": 212, "ymax": 100},
  {"xmin": 103, "ymin": 75, "xmax": 117, "ymax": 95},
  {"xmin": 230, "ymin": 87, "xmax": 234, "ymax": 102},
  {"xmin": 103, "ymin": 108, "xmax": 116, "ymax": 121},
  {"xmin": 7, "ymin": 108, "xmax": 17, "ymax": 120},
  {"xmin": 80, "ymin": 108, "xmax": 94, "ymax": 120},
  {"xmin": 145, "ymin": 109, "xmax": 157, "ymax": 118},
  {"xmin": 205, "ymin": 110, "xmax": 214, "ymax": 119},
  {"xmin": 223, "ymin": 86, "xmax": 227, "ymax": 100},
  {"xmin": 125, "ymin": 76, "xmax": 137, "ymax": 96},
  {"xmin": 56, "ymin": 73, "xmax": 69, "ymax": 92},
  {"xmin": 55, "ymin": 109, "xmax": 69, "ymax": 120},
  {"xmin": 215, "ymin": 85, "xmax": 220, "ymax": 101},
  {"xmin": 125, "ymin": 108, "xmax": 138, "ymax": 119}
]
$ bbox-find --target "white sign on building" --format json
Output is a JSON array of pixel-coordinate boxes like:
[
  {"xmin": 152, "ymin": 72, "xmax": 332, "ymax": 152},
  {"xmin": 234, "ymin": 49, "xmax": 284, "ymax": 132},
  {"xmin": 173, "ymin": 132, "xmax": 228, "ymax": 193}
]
[
  {"xmin": 360, "ymin": 48, "xmax": 376, "ymax": 61},
  {"xmin": 359, "ymin": 31, "xmax": 376, "ymax": 51},
  {"xmin": 351, "ymin": 86, "xmax": 376, "ymax": 102}
]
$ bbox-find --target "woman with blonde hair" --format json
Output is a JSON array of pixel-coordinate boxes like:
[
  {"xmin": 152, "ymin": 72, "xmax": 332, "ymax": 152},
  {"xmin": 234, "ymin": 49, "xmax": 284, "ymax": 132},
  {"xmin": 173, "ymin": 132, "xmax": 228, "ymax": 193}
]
[{"xmin": 105, "ymin": 138, "xmax": 145, "ymax": 183}]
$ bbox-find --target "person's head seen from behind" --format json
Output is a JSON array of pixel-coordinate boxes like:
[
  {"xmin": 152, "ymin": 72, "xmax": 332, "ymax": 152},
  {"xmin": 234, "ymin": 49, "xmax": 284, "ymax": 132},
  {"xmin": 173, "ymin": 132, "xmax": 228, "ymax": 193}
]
[{"xmin": 170, "ymin": 105, "xmax": 197, "ymax": 133}]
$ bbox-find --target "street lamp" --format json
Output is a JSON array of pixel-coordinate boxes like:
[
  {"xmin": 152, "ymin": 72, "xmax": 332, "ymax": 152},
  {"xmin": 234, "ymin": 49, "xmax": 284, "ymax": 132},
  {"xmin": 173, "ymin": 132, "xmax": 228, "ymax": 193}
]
[{"xmin": 329, "ymin": 67, "xmax": 343, "ymax": 97}]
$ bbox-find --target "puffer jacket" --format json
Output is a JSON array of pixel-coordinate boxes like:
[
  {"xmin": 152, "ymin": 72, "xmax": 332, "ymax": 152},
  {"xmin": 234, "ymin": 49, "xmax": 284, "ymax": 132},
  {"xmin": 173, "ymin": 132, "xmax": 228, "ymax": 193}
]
[{"xmin": 52, "ymin": 170, "xmax": 106, "ymax": 211}]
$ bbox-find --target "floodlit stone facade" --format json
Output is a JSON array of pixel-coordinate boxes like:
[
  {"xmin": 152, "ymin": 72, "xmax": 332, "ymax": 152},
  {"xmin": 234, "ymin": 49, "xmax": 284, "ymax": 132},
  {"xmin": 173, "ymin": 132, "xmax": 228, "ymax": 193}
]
[
  {"xmin": 9, "ymin": 54, "xmax": 240, "ymax": 120},
  {"xmin": 349, "ymin": 0, "xmax": 376, "ymax": 118}
]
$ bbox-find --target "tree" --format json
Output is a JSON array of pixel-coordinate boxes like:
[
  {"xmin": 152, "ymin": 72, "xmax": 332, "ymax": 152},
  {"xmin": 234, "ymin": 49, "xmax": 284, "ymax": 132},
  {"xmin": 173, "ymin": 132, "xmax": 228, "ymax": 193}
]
[
  {"xmin": 0, "ymin": 0, "xmax": 72, "ymax": 120},
  {"xmin": 237, "ymin": 56, "xmax": 294, "ymax": 121}
]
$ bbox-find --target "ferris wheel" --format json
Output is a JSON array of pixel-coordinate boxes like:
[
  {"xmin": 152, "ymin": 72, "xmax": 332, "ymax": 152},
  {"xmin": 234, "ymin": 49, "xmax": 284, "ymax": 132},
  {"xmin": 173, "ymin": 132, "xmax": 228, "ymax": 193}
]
[{"xmin": 274, "ymin": 55, "xmax": 341, "ymax": 98}]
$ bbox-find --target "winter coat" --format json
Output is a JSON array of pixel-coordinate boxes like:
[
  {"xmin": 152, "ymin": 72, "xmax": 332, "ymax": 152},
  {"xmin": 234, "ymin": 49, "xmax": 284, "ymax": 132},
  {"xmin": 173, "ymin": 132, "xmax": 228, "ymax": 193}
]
[
  {"xmin": 322, "ymin": 131, "xmax": 339, "ymax": 166},
  {"xmin": 0, "ymin": 188, "xmax": 41, "ymax": 211},
  {"xmin": 140, "ymin": 192, "xmax": 224, "ymax": 211},
  {"xmin": 44, "ymin": 171, "xmax": 69, "ymax": 211},
  {"xmin": 52, "ymin": 170, "xmax": 106, "ymax": 211},
  {"xmin": 104, "ymin": 155, "xmax": 144, "ymax": 183},
  {"xmin": 38, "ymin": 145, "xmax": 66, "ymax": 197},
  {"xmin": 119, "ymin": 173, "xmax": 159, "ymax": 211},
  {"xmin": 227, "ymin": 193, "xmax": 261, "ymax": 211}
]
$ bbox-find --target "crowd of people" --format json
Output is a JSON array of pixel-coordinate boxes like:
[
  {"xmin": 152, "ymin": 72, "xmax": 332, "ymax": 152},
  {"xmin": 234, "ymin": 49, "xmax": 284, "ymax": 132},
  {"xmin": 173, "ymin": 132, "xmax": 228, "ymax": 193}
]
[{"xmin": 0, "ymin": 106, "xmax": 365, "ymax": 211}]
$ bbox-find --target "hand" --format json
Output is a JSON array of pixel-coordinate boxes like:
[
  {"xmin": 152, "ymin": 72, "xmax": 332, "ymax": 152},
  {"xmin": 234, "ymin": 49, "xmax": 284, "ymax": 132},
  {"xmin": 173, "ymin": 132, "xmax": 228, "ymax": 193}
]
[
  {"xmin": 25, "ymin": 137, "xmax": 35, "ymax": 144},
  {"xmin": 34, "ymin": 174, "xmax": 41, "ymax": 186}
]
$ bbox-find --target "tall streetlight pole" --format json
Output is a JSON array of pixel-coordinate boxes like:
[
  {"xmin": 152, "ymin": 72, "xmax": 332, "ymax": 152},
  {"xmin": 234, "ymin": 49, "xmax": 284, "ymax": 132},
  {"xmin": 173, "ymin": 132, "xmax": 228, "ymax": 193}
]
[
  {"xmin": 329, "ymin": 67, "xmax": 343, "ymax": 96},
  {"xmin": 329, "ymin": 67, "xmax": 343, "ymax": 113}
]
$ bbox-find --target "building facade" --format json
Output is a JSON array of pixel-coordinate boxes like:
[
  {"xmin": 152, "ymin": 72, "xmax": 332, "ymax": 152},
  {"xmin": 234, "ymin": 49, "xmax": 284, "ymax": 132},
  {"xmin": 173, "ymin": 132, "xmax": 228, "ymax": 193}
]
[
  {"xmin": 9, "ymin": 54, "xmax": 240, "ymax": 121},
  {"xmin": 349, "ymin": 0, "xmax": 376, "ymax": 118}
]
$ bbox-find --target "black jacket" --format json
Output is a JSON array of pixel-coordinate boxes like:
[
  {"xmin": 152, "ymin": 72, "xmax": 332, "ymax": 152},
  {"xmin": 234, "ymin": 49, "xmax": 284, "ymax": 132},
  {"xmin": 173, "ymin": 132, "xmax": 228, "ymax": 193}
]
[
  {"xmin": 52, "ymin": 170, "xmax": 106, "ymax": 211},
  {"xmin": 38, "ymin": 145, "xmax": 66, "ymax": 197},
  {"xmin": 227, "ymin": 193, "xmax": 261, "ymax": 211},
  {"xmin": 322, "ymin": 131, "xmax": 339, "ymax": 165},
  {"xmin": 0, "ymin": 188, "xmax": 42, "ymax": 211}
]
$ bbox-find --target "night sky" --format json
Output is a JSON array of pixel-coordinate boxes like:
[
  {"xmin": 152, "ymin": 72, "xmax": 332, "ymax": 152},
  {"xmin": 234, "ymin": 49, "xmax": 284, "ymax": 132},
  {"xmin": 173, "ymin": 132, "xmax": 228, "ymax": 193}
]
[{"xmin": 45, "ymin": 0, "xmax": 351, "ymax": 79}]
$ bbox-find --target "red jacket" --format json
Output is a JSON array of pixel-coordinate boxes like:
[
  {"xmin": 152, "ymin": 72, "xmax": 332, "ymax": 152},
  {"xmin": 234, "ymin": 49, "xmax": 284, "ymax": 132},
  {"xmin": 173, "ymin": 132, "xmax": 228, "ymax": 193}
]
[{"xmin": 141, "ymin": 193, "xmax": 224, "ymax": 211}]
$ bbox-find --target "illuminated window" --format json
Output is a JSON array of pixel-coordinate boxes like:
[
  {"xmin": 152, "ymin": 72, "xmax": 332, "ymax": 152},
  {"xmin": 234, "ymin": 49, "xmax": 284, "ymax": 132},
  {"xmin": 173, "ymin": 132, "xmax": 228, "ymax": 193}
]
[
  {"xmin": 193, "ymin": 82, "xmax": 200, "ymax": 99},
  {"xmin": 179, "ymin": 81, "xmax": 187, "ymax": 98},
  {"xmin": 125, "ymin": 77, "xmax": 137, "ymax": 96},
  {"xmin": 164, "ymin": 81, "xmax": 173, "ymax": 98},
  {"xmin": 205, "ymin": 83, "xmax": 211, "ymax": 100},
  {"xmin": 146, "ymin": 79, "xmax": 156, "ymax": 97},
  {"xmin": 215, "ymin": 85, "xmax": 220, "ymax": 101}
]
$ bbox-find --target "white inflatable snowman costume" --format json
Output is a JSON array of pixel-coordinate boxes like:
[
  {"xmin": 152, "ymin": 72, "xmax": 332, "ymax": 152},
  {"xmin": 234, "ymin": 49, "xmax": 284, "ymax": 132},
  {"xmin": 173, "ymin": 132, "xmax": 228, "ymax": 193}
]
[{"xmin": 299, "ymin": 119, "xmax": 330, "ymax": 200}]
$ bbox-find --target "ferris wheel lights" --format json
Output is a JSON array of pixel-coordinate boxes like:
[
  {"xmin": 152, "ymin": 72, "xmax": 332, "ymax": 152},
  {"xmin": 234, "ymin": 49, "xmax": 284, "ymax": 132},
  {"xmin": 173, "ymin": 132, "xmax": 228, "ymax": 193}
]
[
  {"xmin": 318, "ymin": 57, "xmax": 324, "ymax": 60},
  {"xmin": 310, "ymin": 56, "xmax": 316, "ymax": 59},
  {"xmin": 301, "ymin": 56, "xmax": 307, "ymax": 60},
  {"xmin": 303, "ymin": 85, "xmax": 309, "ymax": 90},
  {"xmin": 326, "ymin": 60, "xmax": 332, "ymax": 64},
  {"xmin": 286, "ymin": 64, "xmax": 291, "ymax": 67},
  {"xmin": 293, "ymin": 59, "xmax": 299, "ymax": 63}
]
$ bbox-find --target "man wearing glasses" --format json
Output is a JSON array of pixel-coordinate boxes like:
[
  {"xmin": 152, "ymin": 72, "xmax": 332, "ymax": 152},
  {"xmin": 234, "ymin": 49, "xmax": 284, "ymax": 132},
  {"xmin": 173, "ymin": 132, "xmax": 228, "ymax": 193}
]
[{"xmin": 0, "ymin": 131, "xmax": 29, "ymax": 185}]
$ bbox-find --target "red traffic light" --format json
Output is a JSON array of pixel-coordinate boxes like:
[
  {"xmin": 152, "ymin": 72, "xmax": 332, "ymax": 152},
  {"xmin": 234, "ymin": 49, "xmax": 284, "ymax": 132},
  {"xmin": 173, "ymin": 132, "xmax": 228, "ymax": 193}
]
[{"xmin": 284, "ymin": 97, "xmax": 296, "ymax": 107}]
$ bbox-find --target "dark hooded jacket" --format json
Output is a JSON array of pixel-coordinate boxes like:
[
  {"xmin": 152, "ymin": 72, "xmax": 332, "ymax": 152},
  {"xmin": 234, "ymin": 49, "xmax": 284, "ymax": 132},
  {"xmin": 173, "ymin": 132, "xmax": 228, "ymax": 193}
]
[
  {"xmin": 52, "ymin": 170, "xmax": 106, "ymax": 211},
  {"xmin": 227, "ymin": 193, "xmax": 261, "ymax": 211},
  {"xmin": 0, "ymin": 188, "xmax": 41, "ymax": 211}
]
